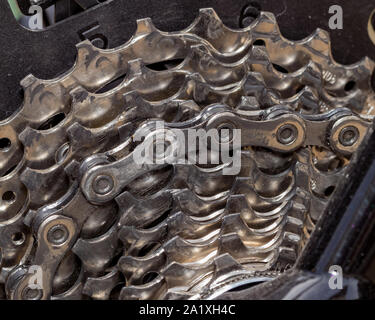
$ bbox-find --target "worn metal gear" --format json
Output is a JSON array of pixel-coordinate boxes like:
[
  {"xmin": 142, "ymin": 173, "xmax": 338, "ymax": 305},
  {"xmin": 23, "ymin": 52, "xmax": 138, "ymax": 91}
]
[{"xmin": 0, "ymin": 8, "xmax": 374, "ymax": 300}]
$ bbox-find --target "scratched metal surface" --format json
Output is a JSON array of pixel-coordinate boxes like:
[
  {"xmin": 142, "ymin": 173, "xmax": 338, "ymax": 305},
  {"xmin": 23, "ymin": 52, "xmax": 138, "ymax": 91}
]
[{"xmin": 0, "ymin": 0, "xmax": 374, "ymax": 118}]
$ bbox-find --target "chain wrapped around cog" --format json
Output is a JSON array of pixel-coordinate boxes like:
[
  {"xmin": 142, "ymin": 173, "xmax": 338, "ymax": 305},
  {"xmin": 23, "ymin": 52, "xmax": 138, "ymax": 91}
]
[{"xmin": 0, "ymin": 8, "xmax": 374, "ymax": 300}]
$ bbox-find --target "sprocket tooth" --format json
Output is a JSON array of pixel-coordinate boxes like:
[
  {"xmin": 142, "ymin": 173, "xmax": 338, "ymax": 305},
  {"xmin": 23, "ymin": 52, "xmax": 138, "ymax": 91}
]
[
  {"xmin": 118, "ymin": 252, "xmax": 166, "ymax": 285},
  {"xmin": 283, "ymin": 86, "xmax": 320, "ymax": 114},
  {"xmin": 212, "ymin": 253, "xmax": 245, "ymax": 278},
  {"xmin": 163, "ymin": 235, "xmax": 219, "ymax": 265},
  {"xmin": 19, "ymin": 124, "xmax": 69, "ymax": 169},
  {"xmin": 83, "ymin": 270, "xmax": 122, "ymax": 300},
  {"xmin": 135, "ymin": 17, "xmax": 158, "ymax": 35},
  {"xmin": 252, "ymin": 11, "xmax": 279, "ymax": 34},
  {"xmin": 243, "ymin": 72, "xmax": 278, "ymax": 107},
  {"xmin": 116, "ymin": 190, "xmax": 172, "ymax": 228},
  {"xmin": 74, "ymin": 41, "xmax": 126, "ymax": 91},
  {"xmin": 360, "ymin": 56, "xmax": 375, "ymax": 71},
  {"xmin": 218, "ymin": 233, "xmax": 277, "ymax": 265},
  {"xmin": 273, "ymin": 247, "xmax": 297, "ymax": 270},
  {"xmin": 194, "ymin": 8, "xmax": 224, "ymax": 33},
  {"xmin": 162, "ymin": 291, "xmax": 195, "ymax": 300},
  {"xmin": 221, "ymin": 213, "xmax": 284, "ymax": 250},
  {"xmin": 193, "ymin": 43, "xmax": 211, "ymax": 55},
  {"xmin": 172, "ymin": 188, "xmax": 228, "ymax": 217},
  {"xmin": 123, "ymin": 91, "xmax": 194, "ymax": 124},
  {"xmin": 21, "ymin": 82, "xmax": 70, "ymax": 127},
  {"xmin": 70, "ymin": 85, "xmax": 89, "ymax": 104},
  {"xmin": 118, "ymin": 224, "xmax": 167, "ymax": 256},
  {"xmin": 72, "ymin": 224, "xmax": 119, "ymax": 275},
  {"xmin": 190, "ymin": 8, "xmax": 253, "ymax": 55},
  {"xmin": 226, "ymin": 193, "xmax": 252, "ymax": 214},
  {"xmin": 285, "ymin": 214, "xmax": 304, "ymax": 240},
  {"xmin": 127, "ymin": 58, "xmax": 144, "ymax": 77},
  {"xmin": 20, "ymin": 165, "xmax": 69, "ymax": 209},
  {"xmin": 75, "ymin": 39, "xmax": 99, "ymax": 65},
  {"xmin": 236, "ymin": 95, "xmax": 261, "ymax": 111},
  {"xmin": 230, "ymin": 176, "xmax": 292, "ymax": 212},
  {"xmin": 170, "ymin": 163, "xmax": 236, "ymax": 197},
  {"xmin": 180, "ymin": 44, "xmax": 248, "ymax": 86},
  {"xmin": 247, "ymin": 45, "xmax": 271, "ymax": 67},
  {"xmin": 167, "ymin": 209, "xmax": 224, "ymax": 239},
  {"xmin": 66, "ymin": 121, "xmax": 119, "ymax": 160},
  {"xmin": 307, "ymin": 28, "xmax": 331, "ymax": 58},
  {"xmin": 76, "ymin": 39, "xmax": 113, "ymax": 71},
  {"xmin": 19, "ymin": 74, "xmax": 41, "ymax": 98},
  {"xmin": 119, "ymin": 275, "xmax": 166, "ymax": 300},
  {"xmin": 162, "ymin": 260, "xmax": 214, "ymax": 290}
]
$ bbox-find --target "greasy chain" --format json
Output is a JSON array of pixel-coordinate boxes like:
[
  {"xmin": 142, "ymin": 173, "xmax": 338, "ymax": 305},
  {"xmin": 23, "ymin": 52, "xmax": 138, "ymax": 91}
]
[{"xmin": 0, "ymin": 8, "xmax": 374, "ymax": 300}]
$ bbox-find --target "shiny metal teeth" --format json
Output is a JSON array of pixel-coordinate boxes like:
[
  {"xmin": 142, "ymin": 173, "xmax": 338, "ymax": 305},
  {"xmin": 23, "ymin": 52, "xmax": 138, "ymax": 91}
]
[
  {"xmin": 1, "ymin": 7, "xmax": 374, "ymax": 301},
  {"xmin": 2, "ymin": 7, "xmax": 374, "ymax": 173}
]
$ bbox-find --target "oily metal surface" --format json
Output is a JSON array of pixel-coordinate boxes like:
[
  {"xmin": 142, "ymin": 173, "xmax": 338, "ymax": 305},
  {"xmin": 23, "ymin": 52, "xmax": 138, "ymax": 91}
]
[
  {"xmin": 0, "ymin": 8, "xmax": 374, "ymax": 300},
  {"xmin": 2, "ymin": 0, "xmax": 375, "ymax": 121}
]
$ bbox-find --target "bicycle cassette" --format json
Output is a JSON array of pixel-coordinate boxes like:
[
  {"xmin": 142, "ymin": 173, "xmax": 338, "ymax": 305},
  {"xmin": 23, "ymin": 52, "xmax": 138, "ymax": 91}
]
[{"xmin": 0, "ymin": 7, "xmax": 374, "ymax": 300}]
